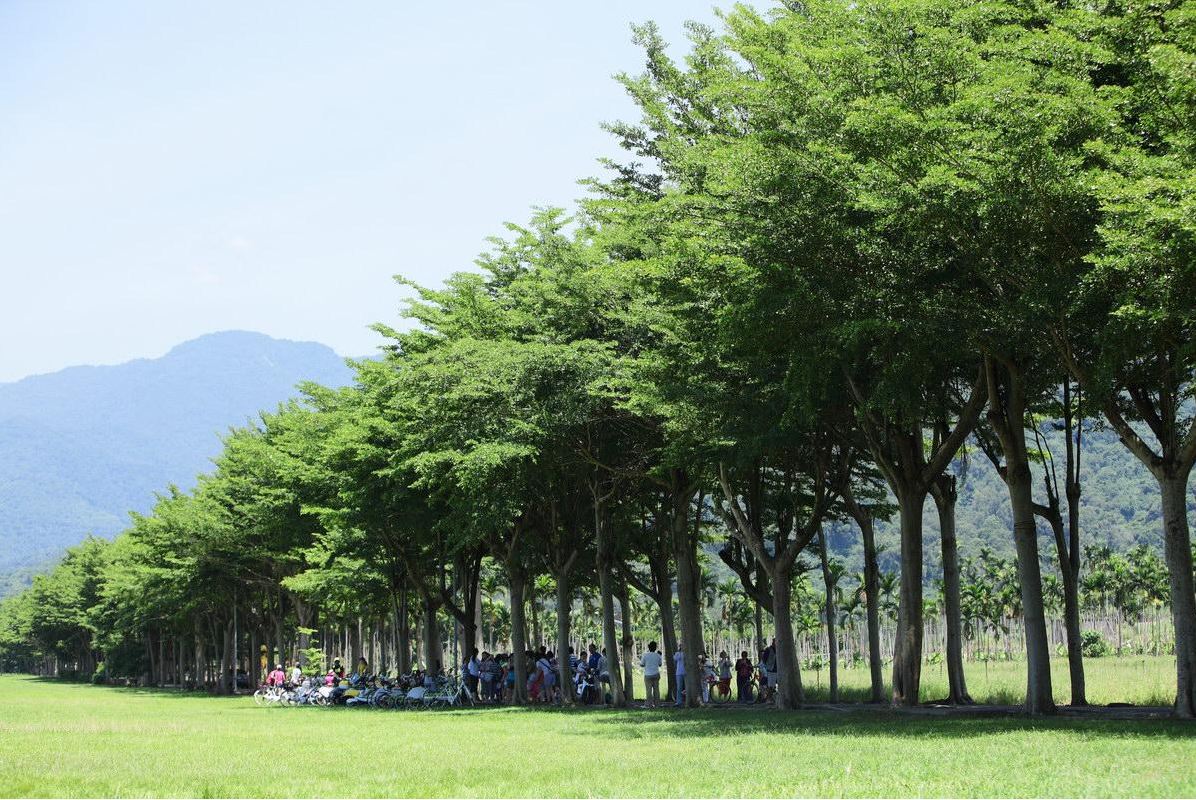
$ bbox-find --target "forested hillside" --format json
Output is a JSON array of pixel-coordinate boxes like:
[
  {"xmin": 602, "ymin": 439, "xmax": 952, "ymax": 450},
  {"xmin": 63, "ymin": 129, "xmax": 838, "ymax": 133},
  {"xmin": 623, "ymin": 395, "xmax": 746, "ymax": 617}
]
[
  {"xmin": 0, "ymin": 331, "xmax": 352, "ymax": 574},
  {"xmin": 829, "ymin": 425, "xmax": 1196, "ymax": 579}
]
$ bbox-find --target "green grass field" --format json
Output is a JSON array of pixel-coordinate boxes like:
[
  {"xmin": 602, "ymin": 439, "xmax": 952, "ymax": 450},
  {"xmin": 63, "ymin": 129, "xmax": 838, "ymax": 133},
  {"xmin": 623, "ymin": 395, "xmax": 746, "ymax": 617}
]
[{"xmin": 1, "ymin": 660, "xmax": 1193, "ymax": 798}]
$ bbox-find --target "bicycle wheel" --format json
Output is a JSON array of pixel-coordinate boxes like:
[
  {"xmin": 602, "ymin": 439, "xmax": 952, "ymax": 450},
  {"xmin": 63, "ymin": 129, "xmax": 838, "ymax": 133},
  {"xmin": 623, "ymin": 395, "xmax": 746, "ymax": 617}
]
[
  {"xmin": 253, "ymin": 688, "xmax": 268, "ymax": 707},
  {"xmin": 709, "ymin": 682, "xmax": 733, "ymax": 704}
]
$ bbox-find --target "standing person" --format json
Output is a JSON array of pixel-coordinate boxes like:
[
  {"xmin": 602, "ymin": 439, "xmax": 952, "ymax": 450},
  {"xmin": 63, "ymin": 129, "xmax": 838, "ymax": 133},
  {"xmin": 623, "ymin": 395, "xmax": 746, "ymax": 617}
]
[
  {"xmin": 764, "ymin": 638, "xmax": 778, "ymax": 698},
  {"xmin": 527, "ymin": 651, "xmax": 543, "ymax": 702},
  {"xmin": 504, "ymin": 655, "xmax": 517, "ymax": 703},
  {"xmin": 266, "ymin": 664, "xmax": 285, "ymax": 687},
  {"xmin": 478, "ymin": 651, "xmax": 494, "ymax": 703},
  {"xmin": 586, "ymin": 642, "xmax": 602, "ymax": 674},
  {"xmin": 700, "ymin": 655, "xmax": 715, "ymax": 704},
  {"xmin": 673, "ymin": 643, "xmax": 686, "ymax": 707},
  {"xmin": 536, "ymin": 651, "xmax": 555, "ymax": 704},
  {"xmin": 755, "ymin": 649, "xmax": 768, "ymax": 704},
  {"xmin": 641, "ymin": 641, "xmax": 663, "ymax": 708},
  {"xmin": 356, "ymin": 656, "xmax": 370, "ymax": 679},
  {"xmin": 289, "ymin": 662, "xmax": 302, "ymax": 686},
  {"xmin": 567, "ymin": 647, "xmax": 580, "ymax": 675},
  {"xmin": 735, "ymin": 651, "xmax": 754, "ymax": 704},
  {"xmin": 718, "ymin": 651, "xmax": 732, "ymax": 694},
  {"xmin": 332, "ymin": 659, "xmax": 345, "ymax": 680},
  {"xmin": 465, "ymin": 647, "xmax": 481, "ymax": 700}
]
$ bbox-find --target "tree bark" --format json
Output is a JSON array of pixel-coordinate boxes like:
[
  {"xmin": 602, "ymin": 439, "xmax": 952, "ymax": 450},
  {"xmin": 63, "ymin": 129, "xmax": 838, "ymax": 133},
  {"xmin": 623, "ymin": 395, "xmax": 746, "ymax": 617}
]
[
  {"xmin": 422, "ymin": 597, "xmax": 440, "ymax": 673},
  {"xmin": 397, "ymin": 588, "xmax": 411, "ymax": 676},
  {"xmin": 595, "ymin": 493, "xmax": 626, "ymax": 706},
  {"xmin": 670, "ymin": 472, "xmax": 703, "ymax": 708},
  {"xmin": 771, "ymin": 570, "xmax": 803, "ymax": 708},
  {"xmin": 891, "ymin": 490, "xmax": 924, "ymax": 706},
  {"xmin": 932, "ymin": 475, "xmax": 971, "ymax": 704},
  {"xmin": 854, "ymin": 501, "xmax": 885, "ymax": 703},
  {"xmin": 618, "ymin": 580, "xmax": 636, "ymax": 703},
  {"xmin": 1159, "ymin": 473, "xmax": 1196, "ymax": 717},
  {"xmin": 1007, "ymin": 457, "xmax": 1056, "ymax": 714},
  {"xmin": 554, "ymin": 572, "xmax": 573, "ymax": 704},
  {"xmin": 986, "ymin": 355, "xmax": 1055, "ymax": 715},
  {"xmin": 817, "ymin": 527, "xmax": 839, "ymax": 703},
  {"xmin": 508, "ymin": 567, "xmax": 529, "ymax": 704}
]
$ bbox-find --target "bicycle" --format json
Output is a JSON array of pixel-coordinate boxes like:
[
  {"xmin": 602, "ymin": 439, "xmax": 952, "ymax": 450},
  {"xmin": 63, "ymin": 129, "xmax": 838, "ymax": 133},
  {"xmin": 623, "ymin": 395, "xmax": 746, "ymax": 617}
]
[{"xmin": 707, "ymin": 675, "xmax": 733, "ymax": 704}]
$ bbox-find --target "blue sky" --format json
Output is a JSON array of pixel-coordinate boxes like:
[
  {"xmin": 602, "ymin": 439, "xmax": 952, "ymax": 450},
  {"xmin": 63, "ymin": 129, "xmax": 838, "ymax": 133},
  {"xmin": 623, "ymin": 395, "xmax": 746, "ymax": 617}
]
[{"xmin": 0, "ymin": 1, "xmax": 717, "ymax": 382}]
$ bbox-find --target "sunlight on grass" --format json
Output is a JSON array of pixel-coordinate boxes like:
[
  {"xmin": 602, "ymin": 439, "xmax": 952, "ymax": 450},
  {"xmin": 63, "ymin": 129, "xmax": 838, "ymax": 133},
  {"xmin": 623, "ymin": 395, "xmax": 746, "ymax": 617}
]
[{"xmin": 1, "ymin": 670, "xmax": 1193, "ymax": 798}]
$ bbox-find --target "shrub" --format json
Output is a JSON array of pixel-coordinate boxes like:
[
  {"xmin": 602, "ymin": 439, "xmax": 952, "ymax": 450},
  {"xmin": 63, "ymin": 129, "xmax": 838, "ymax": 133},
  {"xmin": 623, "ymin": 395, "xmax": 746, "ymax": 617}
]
[{"xmin": 1081, "ymin": 630, "xmax": 1111, "ymax": 658}]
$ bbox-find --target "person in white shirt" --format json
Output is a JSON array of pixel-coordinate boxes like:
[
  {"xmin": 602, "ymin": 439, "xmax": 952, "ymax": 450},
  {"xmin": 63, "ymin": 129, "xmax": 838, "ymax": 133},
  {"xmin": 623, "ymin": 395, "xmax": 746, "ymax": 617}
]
[
  {"xmin": 289, "ymin": 663, "xmax": 302, "ymax": 685},
  {"xmin": 640, "ymin": 640, "xmax": 663, "ymax": 708}
]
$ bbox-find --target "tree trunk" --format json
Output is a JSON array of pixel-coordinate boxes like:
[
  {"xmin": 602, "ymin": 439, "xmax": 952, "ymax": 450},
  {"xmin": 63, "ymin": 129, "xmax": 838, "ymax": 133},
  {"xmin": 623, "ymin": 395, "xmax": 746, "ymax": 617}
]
[
  {"xmin": 1007, "ymin": 455, "xmax": 1056, "ymax": 714},
  {"xmin": 422, "ymin": 599, "xmax": 440, "ymax": 673},
  {"xmin": 818, "ymin": 526, "xmax": 837, "ymax": 703},
  {"xmin": 473, "ymin": 587, "xmax": 484, "ymax": 652},
  {"xmin": 596, "ymin": 511, "xmax": 626, "ymax": 706},
  {"xmin": 754, "ymin": 599, "xmax": 763, "ymax": 655},
  {"xmin": 554, "ymin": 572, "xmax": 573, "ymax": 704},
  {"xmin": 1159, "ymin": 473, "xmax": 1196, "ymax": 717},
  {"xmin": 659, "ymin": 581, "xmax": 678, "ymax": 705},
  {"xmin": 618, "ymin": 580, "xmax": 636, "ymax": 703},
  {"xmin": 933, "ymin": 477, "xmax": 971, "ymax": 704},
  {"xmin": 772, "ymin": 569, "xmax": 803, "ymax": 708},
  {"xmin": 508, "ymin": 568, "xmax": 529, "ymax": 704},
  {"xmin": 859, "ymin": 511, "xmax": 885, "ymax": 703},
  {"xmin": 397, "ymin": 589, "xmax": 411, "ymax": 676},
  {"xmin": 892, "ymin": 491, "xmax": 924, "ymax": 706},
  {"xmin": 531, "ymin": 588, "xmax": 541, "ymax": 650},
  {"xmin": 1071, "ymin": 473, "xmax": 1090, "ymax": 703},
  {"xmin": 671, "ymin": 478, "xmax": 703, "ymax": 708}
]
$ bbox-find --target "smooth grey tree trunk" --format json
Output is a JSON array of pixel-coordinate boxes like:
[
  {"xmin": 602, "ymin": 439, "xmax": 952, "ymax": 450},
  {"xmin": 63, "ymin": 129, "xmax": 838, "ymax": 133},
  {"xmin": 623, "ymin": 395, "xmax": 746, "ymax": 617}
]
[
  {"xmin": 892, "ymin": 492, "xmax": 924, "ymax": 706},
  {"xmin": 554, "ymin": 574, "xmax": 573, "ymax": 704},
  {"xmin": 932, "ymin": 477, "xmax": 971, "ymax": 704},
  {"xmin": 671, "ymin": 475, "xmax": 703, "ymax": 708},
  {"xmin": 397, "ymin": 589, "xmax": 411, "ymax": 676},
  {"xmin": 508, "ymin": 568, "xmax": 529, "ymax": 704},
  {"xmin": 817, "ymin": 528, "xmax": 839, "ymax": 703},
  {"xmin": 1007, "ymin": 458, "xmax": 1055, "ymax": 714},
  {"xmin": 618, "ymin": 581, "xmax": 636, "ymax": 703},
  {"xmin": 859, "ymin": 510, "xmax": 885, "ymax": 702},
  {"xmin": 595, "ymin": 499, "xmax": 626, "ymax": 706},
  {"xmin": 1160, "ymin": 473, "xmax": 1196, "ymax": 717},
  {"xmin": 771, "ymin": 571, "xmax": 803, "ymax": 707}
]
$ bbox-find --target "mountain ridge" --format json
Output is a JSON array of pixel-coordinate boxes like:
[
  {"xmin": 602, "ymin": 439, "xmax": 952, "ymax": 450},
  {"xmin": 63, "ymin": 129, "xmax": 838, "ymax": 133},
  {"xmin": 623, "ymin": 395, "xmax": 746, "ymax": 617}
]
[{"xmin": 0, "ymin": 331, "xmax": 355, "ymax": 574}]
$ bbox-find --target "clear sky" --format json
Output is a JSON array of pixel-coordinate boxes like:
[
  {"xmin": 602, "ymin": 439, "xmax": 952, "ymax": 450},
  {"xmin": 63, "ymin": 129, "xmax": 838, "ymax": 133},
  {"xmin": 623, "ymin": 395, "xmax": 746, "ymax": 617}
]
[{"xmin": 0, "ymin": 1, "xmax": 716, "ymax": 382}]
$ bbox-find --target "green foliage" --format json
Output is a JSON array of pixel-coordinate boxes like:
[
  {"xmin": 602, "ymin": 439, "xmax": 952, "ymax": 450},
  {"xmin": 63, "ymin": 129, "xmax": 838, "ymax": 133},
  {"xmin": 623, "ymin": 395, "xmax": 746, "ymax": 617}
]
[{"xmin": 1082, "ymin": 630, "xmax": 1112, "ymax": 659}]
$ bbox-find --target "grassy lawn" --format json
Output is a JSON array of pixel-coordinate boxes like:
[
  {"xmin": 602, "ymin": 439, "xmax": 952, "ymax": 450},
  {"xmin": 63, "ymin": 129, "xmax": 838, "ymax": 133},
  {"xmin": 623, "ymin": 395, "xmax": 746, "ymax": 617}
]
[
  {"xmin": 1, "ymin": 668, "xmax": 1194, "ymax": 798},
  {"xmin": 796, "ymin": 653, "xmax": 1179, "ymax": 706}
]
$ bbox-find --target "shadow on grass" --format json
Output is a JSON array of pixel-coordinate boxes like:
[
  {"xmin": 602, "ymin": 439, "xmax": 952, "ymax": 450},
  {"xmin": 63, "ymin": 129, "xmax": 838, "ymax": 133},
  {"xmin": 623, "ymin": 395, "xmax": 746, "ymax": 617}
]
[
  {"xmin": 21, "ymin": 675, "xmax": 250, "ymax": 701},
  {"xmin": 571, "ymin": 706, "xmax": 1196, "ymax": 742},
  {"xmin": 13, "ymin": 676, "xmax": 1194, "ymax": 741}
]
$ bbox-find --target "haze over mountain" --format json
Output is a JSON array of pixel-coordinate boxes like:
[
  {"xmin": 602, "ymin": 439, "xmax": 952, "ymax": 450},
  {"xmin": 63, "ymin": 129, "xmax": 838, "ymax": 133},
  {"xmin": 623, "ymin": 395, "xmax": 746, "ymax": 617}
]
[{"xmin": 0, "ymin": 331, "xmax": 354, "ymax": 573}]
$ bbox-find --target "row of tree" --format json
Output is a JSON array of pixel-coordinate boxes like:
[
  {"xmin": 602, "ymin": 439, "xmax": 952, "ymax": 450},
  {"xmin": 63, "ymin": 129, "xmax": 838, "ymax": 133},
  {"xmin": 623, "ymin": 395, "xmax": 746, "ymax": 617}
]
[{"xmin": 1, "ymin": 0, "xmax": 1193, "ymax": 715}]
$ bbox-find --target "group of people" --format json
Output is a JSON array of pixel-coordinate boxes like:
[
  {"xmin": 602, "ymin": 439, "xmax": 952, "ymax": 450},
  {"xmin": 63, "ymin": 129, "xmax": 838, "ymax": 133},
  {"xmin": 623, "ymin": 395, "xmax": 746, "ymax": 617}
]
[
  {"xmin": 641, "ymin": 640, "xmax": 778, "ymax": 707},
  {"xmin": 262, "ymin": 638, "xmax": 784, "ymax": 708},
  {"xmin": 460, "ymin": 642, "xmax": 613, "ymax": 704}
]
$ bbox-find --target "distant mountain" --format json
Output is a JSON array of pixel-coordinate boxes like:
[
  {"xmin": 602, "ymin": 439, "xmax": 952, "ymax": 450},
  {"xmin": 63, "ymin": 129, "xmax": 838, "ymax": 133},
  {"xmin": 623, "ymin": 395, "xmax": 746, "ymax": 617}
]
[{"xmin": 0, "ymin": 331, "xmax": 354, "ymax": 573}]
